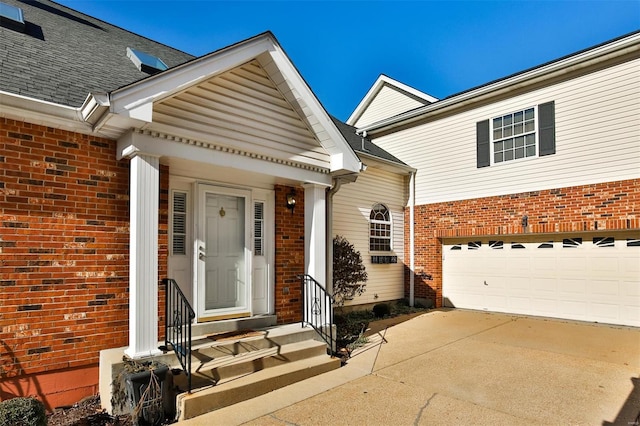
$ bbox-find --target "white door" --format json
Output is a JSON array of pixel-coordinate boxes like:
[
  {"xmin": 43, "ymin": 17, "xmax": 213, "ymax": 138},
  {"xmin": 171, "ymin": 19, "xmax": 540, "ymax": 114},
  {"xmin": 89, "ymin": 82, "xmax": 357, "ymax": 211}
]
[
  {"xmin": 442, "ymin": 232, "xmax": 640, "ymax": 327},
  {"xmin": 197, "ymin": 185, "xmax": 251, "ymax": 319}
]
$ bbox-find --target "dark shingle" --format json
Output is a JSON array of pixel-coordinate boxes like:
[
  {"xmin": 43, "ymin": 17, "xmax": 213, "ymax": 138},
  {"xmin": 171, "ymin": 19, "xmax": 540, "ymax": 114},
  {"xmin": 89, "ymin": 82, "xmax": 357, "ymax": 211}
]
[
  {"xmin": 330, "ymin": 115, "xmax": 408, "ymax": 167},
  {"xmin": 0, "ymin": 0, "xmax": 195, "ymax": 107}
]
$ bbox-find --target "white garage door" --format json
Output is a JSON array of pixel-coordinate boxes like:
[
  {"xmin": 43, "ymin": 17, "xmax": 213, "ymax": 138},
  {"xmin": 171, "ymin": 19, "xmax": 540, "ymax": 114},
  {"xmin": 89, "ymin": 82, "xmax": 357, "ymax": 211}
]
[{"xmin": 442, "ymin": 232, "xmax": 640, "ymax": 327}]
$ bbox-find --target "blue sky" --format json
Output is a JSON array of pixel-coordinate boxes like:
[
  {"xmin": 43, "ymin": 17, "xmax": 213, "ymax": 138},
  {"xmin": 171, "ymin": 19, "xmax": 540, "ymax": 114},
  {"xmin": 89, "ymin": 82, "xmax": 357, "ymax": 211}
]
[{"xmin": 57, "ymin": 1, "xmax": 639, "ymax": 121}]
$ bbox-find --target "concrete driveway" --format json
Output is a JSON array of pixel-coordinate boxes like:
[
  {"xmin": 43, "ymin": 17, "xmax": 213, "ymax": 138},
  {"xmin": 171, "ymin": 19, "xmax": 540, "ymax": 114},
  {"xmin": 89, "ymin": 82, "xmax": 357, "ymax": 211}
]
[{"xmin": 181, "ymin": 309, "xmax": 640, "ymax": 425}]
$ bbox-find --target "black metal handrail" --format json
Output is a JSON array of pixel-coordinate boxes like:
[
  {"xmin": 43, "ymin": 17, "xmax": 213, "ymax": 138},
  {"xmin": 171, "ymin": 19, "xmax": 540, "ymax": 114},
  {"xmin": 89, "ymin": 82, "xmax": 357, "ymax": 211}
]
[
  {"xmin": 299, "ymin": 274, "xmax": 335, "ymax": 355},
  {"xmin": 162, "ymin": 278, "xmax": 195, "ymax": 393}
]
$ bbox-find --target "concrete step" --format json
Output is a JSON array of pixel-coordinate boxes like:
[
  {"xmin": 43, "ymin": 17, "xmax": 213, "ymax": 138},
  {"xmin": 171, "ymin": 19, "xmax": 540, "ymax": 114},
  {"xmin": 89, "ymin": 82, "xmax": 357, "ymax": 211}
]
[
  {"xmin": 189, "ymin": 315, "xmax": 277, "ymax": 338},
  {"xmin": 189, "ymin": 323, "xmax": 322, "ymax": 361},
  {"xmin": 177, "ymin": 353, "xmax": 341, "ymax": 420},
  {"xmin": 195, "ymin": 339, "xmax": 330, "ymax": 382}
]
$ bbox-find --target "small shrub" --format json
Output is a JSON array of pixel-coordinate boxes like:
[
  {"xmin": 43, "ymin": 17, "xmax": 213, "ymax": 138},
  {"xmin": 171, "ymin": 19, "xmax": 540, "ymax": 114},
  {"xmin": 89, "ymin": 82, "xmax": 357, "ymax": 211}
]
[
  {"xmin": 414, "ymin": 300, "xmax": 428, "ymax": 309},
  {"xmin": 373, "ymin": 303, "xmax": 391, "ymax": 318},
  {"xmin": 0, "ymin": 396, "xmax": 47, "ymax": 426},
  {"xmin": 334, "ymin": 310, "xmax": 373, "ymax": 349},
  {"xmin": 333, "ymin": 236, "xmax": 368, "ymax": 306}
]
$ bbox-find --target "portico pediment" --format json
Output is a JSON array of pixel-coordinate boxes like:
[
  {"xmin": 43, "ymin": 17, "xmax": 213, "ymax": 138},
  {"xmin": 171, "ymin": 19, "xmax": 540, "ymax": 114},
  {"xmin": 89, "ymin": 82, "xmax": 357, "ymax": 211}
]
[{"xmin": 86, "ymin": 32, "xmax": 361, "ymax": 176}]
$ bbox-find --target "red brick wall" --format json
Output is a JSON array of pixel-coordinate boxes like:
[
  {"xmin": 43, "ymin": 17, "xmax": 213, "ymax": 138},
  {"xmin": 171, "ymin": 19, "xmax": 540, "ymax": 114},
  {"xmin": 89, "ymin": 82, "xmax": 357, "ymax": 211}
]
[
  {"xmin": 405, "ymin": 179, "xmax": 640, "ymax": 306},
  {"xmin": 274, "ymin": 185, "xmax": 305, "ymax": 324},
  {"xmin": 0, "ymin": 118, "xmax": 169, "ymax": 408}
]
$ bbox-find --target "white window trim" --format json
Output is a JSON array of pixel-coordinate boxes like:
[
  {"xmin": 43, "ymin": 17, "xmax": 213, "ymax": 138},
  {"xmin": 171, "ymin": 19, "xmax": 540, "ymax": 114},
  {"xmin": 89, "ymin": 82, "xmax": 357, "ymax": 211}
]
[
  {"xmin": 490, "ymin": 104, "xmax": 539, "ymax": 166},
  {"xmin": 369, "ymin": 203, "xmax": 393, "ymax": 253}
]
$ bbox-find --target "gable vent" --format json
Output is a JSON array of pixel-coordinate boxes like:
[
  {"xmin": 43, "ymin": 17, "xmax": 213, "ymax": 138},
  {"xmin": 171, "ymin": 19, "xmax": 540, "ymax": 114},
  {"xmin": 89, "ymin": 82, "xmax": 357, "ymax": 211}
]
[
  {"xmin": 0, "ymin": 2, "xmax": 26, "ymax": 32},
  {"xmin": 126, "ymin": 47, "xmax": 168, "ymax": 74}
]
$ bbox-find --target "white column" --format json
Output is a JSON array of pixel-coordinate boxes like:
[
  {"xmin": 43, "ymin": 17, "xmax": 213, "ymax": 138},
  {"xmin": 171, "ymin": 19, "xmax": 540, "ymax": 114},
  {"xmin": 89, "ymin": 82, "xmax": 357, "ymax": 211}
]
[
  {"xmin": 304, "ymin": 183, "xmax": 327, "ymax": 287},
  {"xmin": 125, "ymin": 153, "xmax": 161, "ymax": 359}
]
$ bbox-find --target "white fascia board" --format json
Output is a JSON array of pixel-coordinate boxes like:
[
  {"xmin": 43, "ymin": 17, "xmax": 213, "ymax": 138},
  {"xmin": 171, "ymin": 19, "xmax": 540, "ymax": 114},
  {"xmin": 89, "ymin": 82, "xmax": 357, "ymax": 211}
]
[
  {"xmin": 358, "ymin": 151, "xmax": 417, "ymax": 174},
  {"xmin": 359, "ymin": 32, "xmax": 640, "ymax": 135},
  {"xmin": 346, "ymin": 74, "xmax": 438, "ymax": 126},
  {"xmin": 266, "ymin": 43, "xmax": 361, "ymax": 175},
  {"xmin": 0, "ymin": 90, "xmax": 93, "ymax": 134},
  {"xmin": 108, "ymin": 35, "xmax": 277, "ymax": 121},
  {"xmin": 380, "ymin": 75, "xmax": 439, "ymax": 103},
  {"xmin": 117, "ymin": 131, "xmax": 332, "ymax": 186}
]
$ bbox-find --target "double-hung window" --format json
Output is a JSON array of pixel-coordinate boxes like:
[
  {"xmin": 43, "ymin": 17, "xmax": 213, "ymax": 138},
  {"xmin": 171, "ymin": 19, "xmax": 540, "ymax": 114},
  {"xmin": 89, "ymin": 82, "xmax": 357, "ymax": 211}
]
[
  {"xmin": 477, "ymin": 101, "xmax": 555, "ymax": 168},
  {"xmin": 492, "ymin": 107, "xmax": 536, "ymax": 163},
  {"xmin": 369, "ymin": 203, "xmax": 392, "ymax": 252}
]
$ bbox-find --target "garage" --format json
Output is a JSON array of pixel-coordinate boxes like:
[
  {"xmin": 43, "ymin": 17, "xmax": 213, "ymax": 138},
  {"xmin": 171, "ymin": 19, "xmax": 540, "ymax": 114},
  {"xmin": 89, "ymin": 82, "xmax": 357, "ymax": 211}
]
[{"xmin": 442, "ymin": 231, "xmax": 640, "ymax": 327}]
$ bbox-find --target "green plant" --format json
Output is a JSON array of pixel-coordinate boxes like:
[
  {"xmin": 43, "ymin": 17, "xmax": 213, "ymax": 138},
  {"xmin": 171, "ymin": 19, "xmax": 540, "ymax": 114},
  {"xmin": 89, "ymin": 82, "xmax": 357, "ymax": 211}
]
[
  {"xmin": 333, "ymin": 235, "xmax": 368, "ymax": 306},
  {"xmin": 0, "ymin": 396, "xmax": 47, "ymax": 426},
  {"xmin": 334, "ymin": 309, "xmax": 373, "ymax": 349},
  {"xmin": 373, "ymin": 303, "xmax": 391, "ymax": 318}
]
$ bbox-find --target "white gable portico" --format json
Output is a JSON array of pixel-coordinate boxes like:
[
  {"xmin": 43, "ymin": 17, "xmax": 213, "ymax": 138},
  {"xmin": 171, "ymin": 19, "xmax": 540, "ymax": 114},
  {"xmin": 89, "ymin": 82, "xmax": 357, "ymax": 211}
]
[{"xmin": 83, "ymin": 32, "xmax": 361, "ymax": 358}]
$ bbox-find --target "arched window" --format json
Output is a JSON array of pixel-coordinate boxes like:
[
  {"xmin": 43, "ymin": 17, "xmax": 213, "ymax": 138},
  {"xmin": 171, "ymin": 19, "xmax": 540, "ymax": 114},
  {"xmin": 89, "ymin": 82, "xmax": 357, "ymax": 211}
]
[{"xmin": 369, "ymin": 203, "xmax": 392, "ymax": 252}]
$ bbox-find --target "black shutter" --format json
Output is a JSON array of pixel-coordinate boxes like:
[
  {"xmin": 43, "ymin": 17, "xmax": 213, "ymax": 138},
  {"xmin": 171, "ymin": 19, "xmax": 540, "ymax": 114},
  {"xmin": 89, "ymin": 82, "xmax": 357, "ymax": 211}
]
[
  {"xmin": 538, "ymin": 101, "xmax": 555, "ymax": 156},
  {"xmin": 476, "ymin": 119, "xmax": 490, "ymax": 168}
]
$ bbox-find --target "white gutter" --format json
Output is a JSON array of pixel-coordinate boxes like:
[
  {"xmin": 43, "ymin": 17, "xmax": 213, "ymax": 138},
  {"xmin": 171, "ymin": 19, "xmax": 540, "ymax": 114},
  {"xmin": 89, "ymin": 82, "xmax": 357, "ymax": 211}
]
[
  {"xmin": 359, "ymin": 32, "xmax": 640, "ymax": 135},
  {"xmin": 409, "ymin": 171, "xmax": 415, "ymax": 307},
  {"xmin": 0, "ymin": 90, "xmax": 93, "ymax": 134}
]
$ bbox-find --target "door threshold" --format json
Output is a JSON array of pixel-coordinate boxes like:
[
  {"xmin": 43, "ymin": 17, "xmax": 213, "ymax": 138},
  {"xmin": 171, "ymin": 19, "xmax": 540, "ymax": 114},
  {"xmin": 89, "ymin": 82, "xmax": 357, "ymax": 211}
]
[{"xmin": 198, "ymin": 312, "xmax": 251, "ymax": 323}]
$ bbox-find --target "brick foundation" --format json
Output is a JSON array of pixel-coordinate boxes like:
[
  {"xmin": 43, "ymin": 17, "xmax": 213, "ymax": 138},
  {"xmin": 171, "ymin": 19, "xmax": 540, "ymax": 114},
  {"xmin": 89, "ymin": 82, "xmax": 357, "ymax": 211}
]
[{"xmin": 405, "ymin": 179, "xmax": 640, "ymax": 307}]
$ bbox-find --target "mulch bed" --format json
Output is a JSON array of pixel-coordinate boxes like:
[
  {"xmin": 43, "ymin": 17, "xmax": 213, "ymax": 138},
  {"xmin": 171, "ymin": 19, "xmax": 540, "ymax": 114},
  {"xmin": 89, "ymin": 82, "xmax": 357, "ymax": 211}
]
[{"xmin": 47, "ymin": 395, "xmax": 132, "ymax": 426}]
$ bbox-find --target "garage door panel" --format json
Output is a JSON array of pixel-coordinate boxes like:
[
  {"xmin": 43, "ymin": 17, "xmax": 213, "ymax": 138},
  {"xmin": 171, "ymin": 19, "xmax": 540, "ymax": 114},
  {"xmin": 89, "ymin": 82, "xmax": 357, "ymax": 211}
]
[
  {"xmin": 557, "ymin": 300, "xmax": 588, "ymax": 318},
  {"xmin": 622, "ymin": 281, "xmax": 640, "ymax": 298},
  {"xmin": 532, "ymin": 256, "xmax": 556, "ymax": 275},
  {"xmin": 589, "ymin": 279, "xmax": 620, "ymax": 298},
  {"xmin": 485, "ymin": 276, "xmax": 507, "ymax": 290},
  {"xmin": 443, "ymin": 232, "xmax": 640, "ymax": 327},
  {"xmin": 485, "ymin": 295, "xmax": 507, "ymax": 310},
  {"xmin": 508, "ymin": 296, "xmax": 532, "ymax": 311},
  {"xmin": 509, "ymin": 277, "xmax": 531, "ymax": 292},
  {"xmin": 622, "ymin": 306, "xmax": 640, "ymax": 324},
  {"xmin": 591, "ymin": 303, "xmax": 623, "ymax": 323},
  {"xmin": 622, "ymin": 255, "xmax": 640, "ymax": 276},
  {"xmin": 532, "ymin": 297, "xmax": 559, "ymax": 315},
  {"xmin": 532, "ymin": 278, "xmax": 556, "ymax": 294},
  {"xmin": 558, "ymin": 279, "xmax": 586, "ymax": 297},
  {"xmin": 589, "ymin": 256, "xmax": 619, "ymax": 277},
  {"xmin": 557, "ymin": 256, "xmax": 588, "ymax": 275},
  {"xmin": 444, "ymin": 290, "xmax": 483, "ymax": 309}
]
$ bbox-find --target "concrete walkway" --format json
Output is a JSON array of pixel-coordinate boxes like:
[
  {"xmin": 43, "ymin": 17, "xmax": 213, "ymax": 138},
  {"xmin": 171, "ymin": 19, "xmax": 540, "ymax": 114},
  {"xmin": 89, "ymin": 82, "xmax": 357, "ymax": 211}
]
[{"xmin": 179, "ymin": 309, "xmax": 640, "ymax": 425}]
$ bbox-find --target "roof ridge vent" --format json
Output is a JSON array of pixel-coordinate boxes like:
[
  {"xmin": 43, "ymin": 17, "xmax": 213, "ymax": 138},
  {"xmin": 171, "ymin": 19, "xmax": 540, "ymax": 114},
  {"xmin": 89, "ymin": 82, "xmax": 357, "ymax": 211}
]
[
  {"xmin": 0, "ymin": 2, "xmax": 26, "ymax": 32},
  {"xmin": 126, "ymin": 47, "xmax": 168, "ymax": 74}
]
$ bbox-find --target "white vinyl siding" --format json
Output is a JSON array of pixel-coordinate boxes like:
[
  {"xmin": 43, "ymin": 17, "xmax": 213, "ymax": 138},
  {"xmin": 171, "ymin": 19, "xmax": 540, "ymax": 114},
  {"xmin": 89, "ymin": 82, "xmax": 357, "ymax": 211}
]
[
  {"xmin": 333, "ymin": 165, "xmax": 407, "ymax": 305},
  {"xmin": 154, "ymin": 60, "xmax": 330, "ymax": 169},
  {"xmin": 373, "ymin": 58, "xmax": 640, "ymax": 205},
  {"xmin": 353, "ymin": 84, "xmax": 429, "ymax": 128}
]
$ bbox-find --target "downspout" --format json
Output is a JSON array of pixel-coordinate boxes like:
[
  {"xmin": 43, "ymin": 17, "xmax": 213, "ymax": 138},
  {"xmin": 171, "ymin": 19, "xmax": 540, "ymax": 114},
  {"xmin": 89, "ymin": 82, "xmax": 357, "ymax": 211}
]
[
  {"xmin": 326, "ymin": 172, "xmax": 359, "ymax": 294},
  {"xmin": 409, "ymin": 171, "xmax": 416, "ymax": 307},
  {"xmin": 326, "ymin": 178, "xmax": 343, "ymax": 295}
]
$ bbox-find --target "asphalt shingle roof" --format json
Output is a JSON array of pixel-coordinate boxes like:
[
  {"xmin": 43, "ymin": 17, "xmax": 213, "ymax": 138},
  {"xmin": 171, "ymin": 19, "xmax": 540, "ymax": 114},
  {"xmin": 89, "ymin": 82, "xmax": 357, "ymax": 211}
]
[
  {"xmin": 330, "ymin": 115, "xmax": 408, "ymax": 167},
  {"xmin": 0, "ymin": 0, "xmax": 195, "ymax": 107},
  {"xmin": 1, "ymin": 1, "xmax": 407, "ymax": 169}
]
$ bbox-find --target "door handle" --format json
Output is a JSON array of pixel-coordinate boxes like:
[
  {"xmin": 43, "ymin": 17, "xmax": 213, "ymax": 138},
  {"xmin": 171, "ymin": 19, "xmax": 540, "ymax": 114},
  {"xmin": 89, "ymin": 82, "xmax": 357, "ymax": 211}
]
[{"xmin": 198, "ymin": 245, "xmax": 205, "ymax": 261}]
